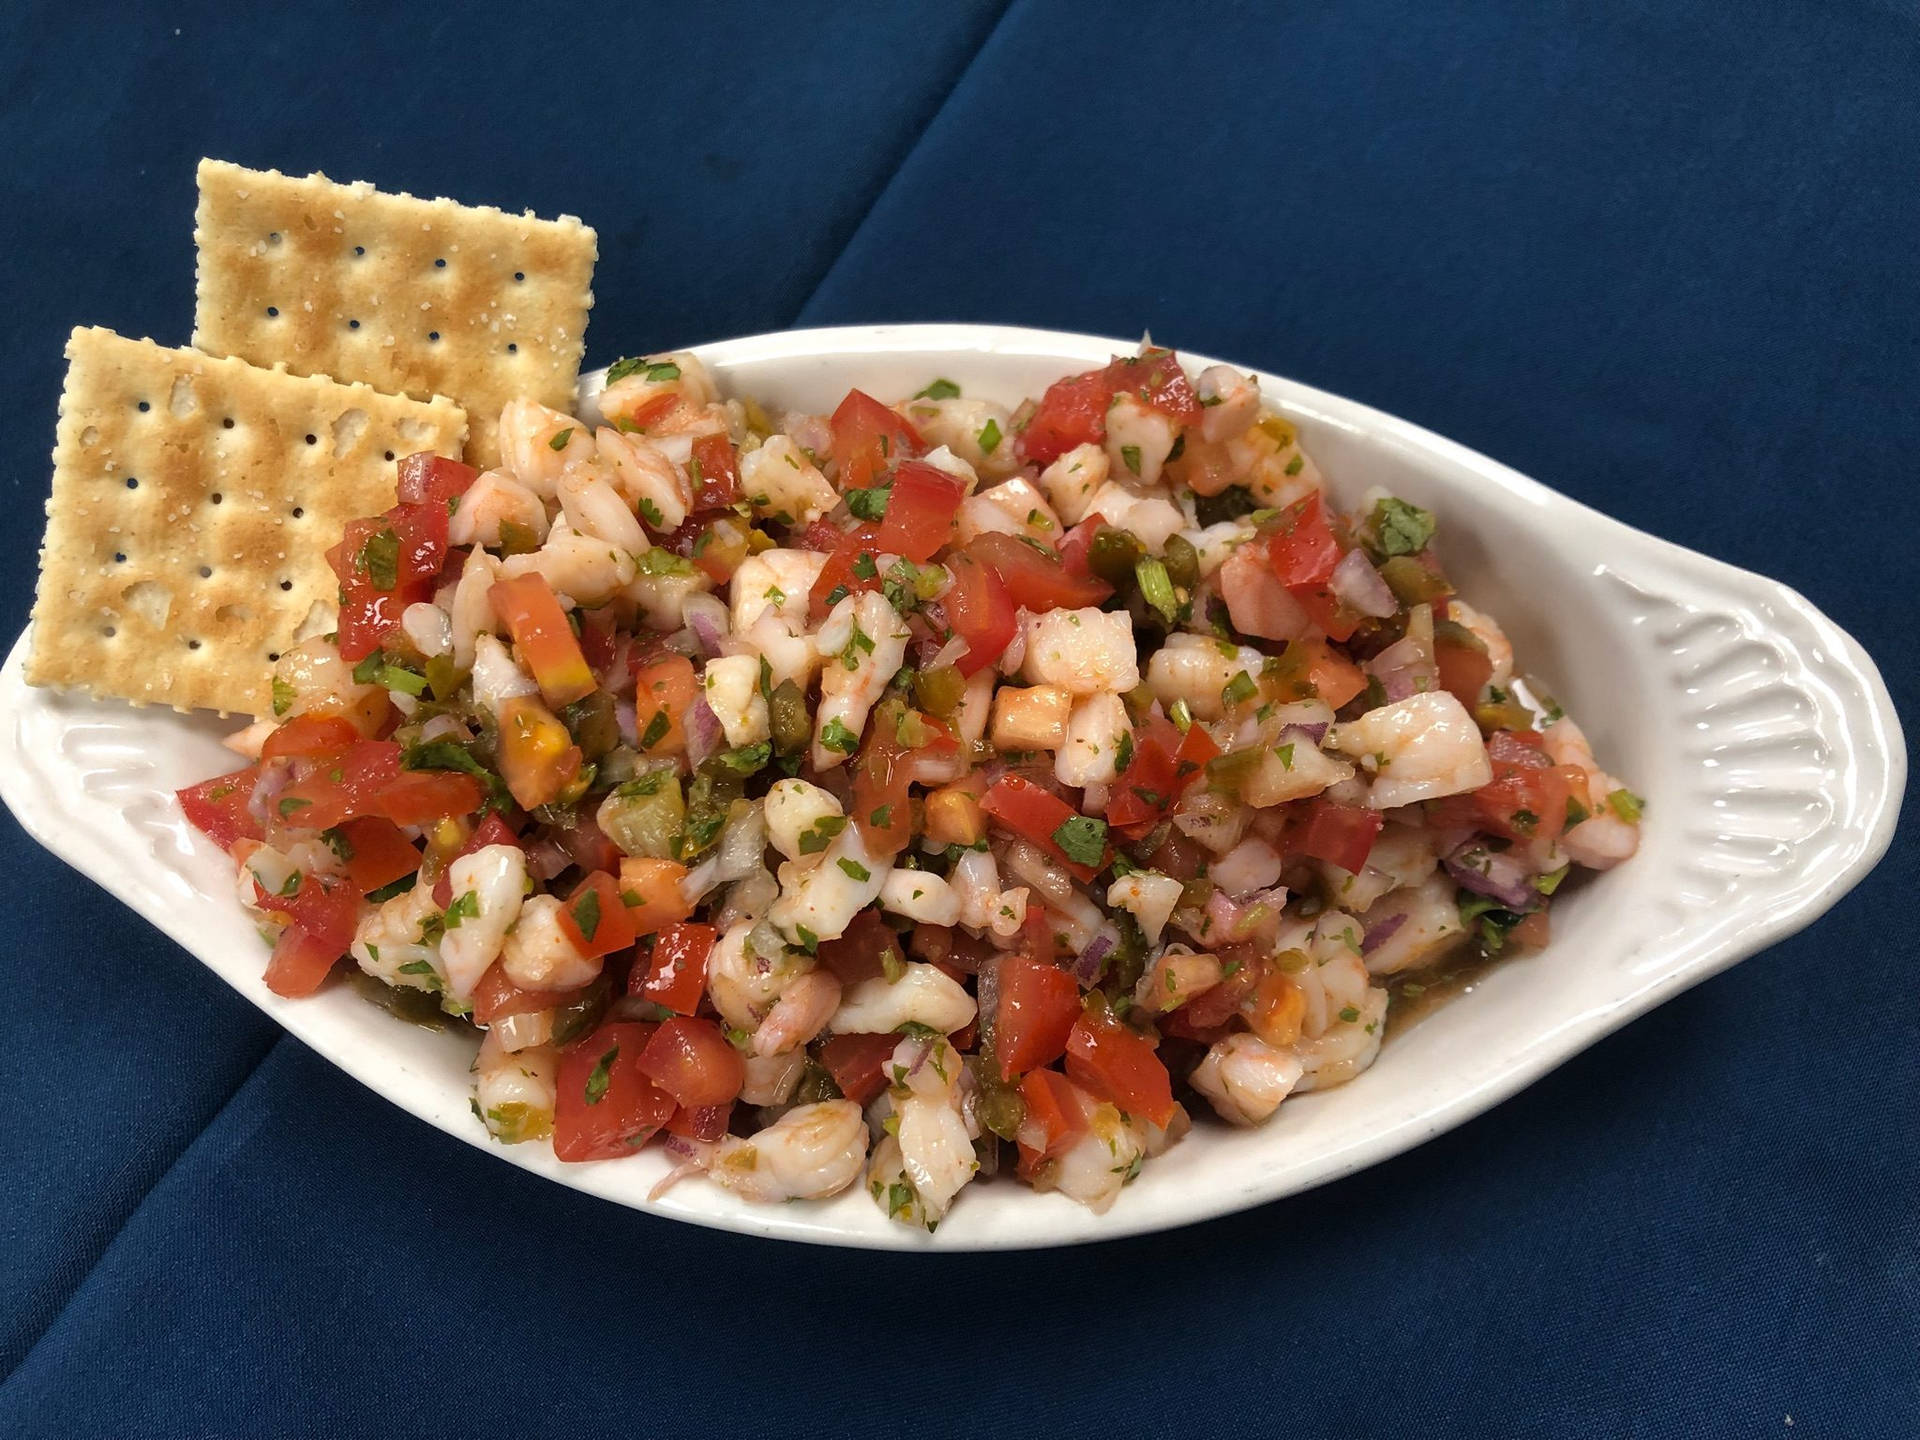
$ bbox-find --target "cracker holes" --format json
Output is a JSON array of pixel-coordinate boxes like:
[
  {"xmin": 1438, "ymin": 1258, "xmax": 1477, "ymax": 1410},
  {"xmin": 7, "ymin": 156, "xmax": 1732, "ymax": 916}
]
[
  {"xmin": 222, "ymin": 417, "xmax": 235, "ymax": 429},
  {"xmin": 428, "ymin": 331, "xmax": 441, "ymax": 343},
  {"xmin": 513, "ymin": 271, "xmax": 525, "ymax": 282},
  {"xmin": 434, "ymin": 257, "xmax": 446, "ymax": 269},
  {"xmin": 304, "ymin": 433, "xmax": 317, "ymax": 446},
  {"xmin": 383, "ymin": 450, "xmax": 395, "ymax": 461},
  {"xmin": 267, "ymin": 651, "xmax": 280, "ymax": 663},
  {"xmin": 353, "ymin": 245, "xmax": 366, "ymax": 257},
  {"xmin": 101, "ymin": 626, "xmax": 116, "ymax": 638},
  {"xmin": 291, "ymin": 506, "xmax": 305, "ymax": 519},
  {"xmin": 268, "ymin": 232, "xmax": 282, "ymax": 246},
  {"xmin": 279, "ymin": 580, "xmax": 293, "ymax": 591},
  {"xmin": 348, "ymin": 319, "xmax": 361, "ymax": 330},
  {"xmin": 187, "ymin": 639, "xmax": 201, "ymax": 651},
  {"xmin": 198, "ymin": 565, "xmax": 212, "ymax": 579},
  {"xmin": 113, "ymin": 552, "xmax": 126, "ymax": 564},
  {"xmin": 125, "ymin": 477, "xmax": 138, "ymax": 490},
  {"xmin": 506, "ymin": 343, "xmax": 518, "ymax": 354},
  {"xmin": 266, "ymin": 306, "xmax": 279, "ymax": 318},
  {"xmin": 210, "ymin": 492, "xmax": 224, "ymax": 505},
  {"xmin": 137, "ymin": 400, "xmax": 150, "ymax": 413}
]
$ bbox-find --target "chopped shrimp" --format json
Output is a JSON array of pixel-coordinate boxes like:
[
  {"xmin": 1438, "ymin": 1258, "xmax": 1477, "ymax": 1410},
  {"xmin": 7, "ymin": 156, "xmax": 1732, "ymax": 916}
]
[
  {"xmin": 702, "ymin": 654, "xmax": 770, "ymax": 748},
  {"xmin": 221, "ymin": 719, "xmax": 275, "ymax": 760},
  {"xmin": 1145, "ymin": 634, "xmax": 1266, "ymax": 721},
  {"xmin": 351, "ymin": 882, "xmax": 444, "ymax": 992},
  {"xmin": 768, "ymin": 824, "xmax": 887, "ymax": 944},
  {"xmin": 438, "ymin": 844, "xmax": 528, "ymax": 1001},
  {"xmin": 730, "ymin": 548, "xmax": 827, "ymax": 688},
  {"xmin": 1545, "ymin": 717, "xmax": 1642, "ymax": 870},
  {"xmin": 812, "ymin": 590, "xmax": 911, "ymax": 769},
  {"xmin": 557, "ymin": 467, "xmax": 646, "ymax": 553},
  {"xmin": 738, "ymin": 433, "xmax": 838, "ymax": 527},
  {"xmin": 1106, "ymin": 870, "xmax": 1185, "ymax": 944},
  {"xmin": 593, "ymin": 426, "xmax": 690, "ymax": 534},
  {"xmin": 705, "ymin": 920, "xmax": 801, "ymax": 1031},
  {"xmin": 625, "ymin": 560, "xmax": 713, "ymax": 630},
  {"xmin": 497, "ymin": 399, "xmax": 594, "ymax": 498},
  {"xmin": 1219, "ymin": 541, "xmax": 1312, "ymax": 642},
  {"xmin": 900, "ymin": 395, "xmax": 1018, "ymax": 480},
  {"xmin": 896, "ymin": 1093, "xmax": 977, "ymax": 1223},
  {"xmin": 955, "ymin": 477, "xmax": 1061, "ymax": 548},
  {"xmin": 705, "ymin": 1100, "xmax": 869, "ymax": 1203},
  {"xmin": 1055, "ymin": 692, "xmax": 1133, "ymax": 788},
  {"xmin": 448, "ymin": 548, "xmax": 502, "ymax": 670},
  {"xmin": 1319, "ymin": 822, "xmax": 1437, "ymax": 912},
  {"xmin": 1294, "ymin": 986, "xmax": 1388, "ymax": 1093},
  {"xmin": 1331, "ymin": 691, "xmax": 1493, "ymax": 808},
  {"xmin": 752, "ymin": 967, "xmax": 842, "ymax": 1056},
  {"xmin": 1195, "ymin": 365, "xmax": 1261, "ymax": 443},
  {"xmin": 1227, "ymin": 417, "xmax": 1322, "ymax": 507},
  {"xmin": 500, "ymin": 894, "xmax": 601, "ymax": 992},
  {"xmin": 272, "ymin": 635, "xmax": 388, "ymax": 734},
  {"xmin": 1133, "ymin": 945, "xmax": 1223, "ymax": 1016},
  {"xmin": 1356, "ymin": 871, "xmax": 1469, "ymax": 976},
  {"xmin": 400, "ymin": 602, "xmax": 451, "ymax": 659},
  {"xmin": 762, "ymin": 779, "xmax": 845, "ymax": 867},
  {"xmin": 1103, "ymin": 392, "xmax": 1179, "ymax": 486},
  {"xmin": 596, "ymin": 351, "xmax": 719, "ymax": 430},
  {"xmin": 878, "ymin": 867, "xmax": 961, "ymax": 926},
  {"xmin": 832, "ymin": 963, "xmax": 977, "ymax": 1035},
  {"xmin": 1446, "ymin": 598, "xmax": 1513, "ymax": 688},
  {"xmin": 1020, "ymin": 607, "xmax": 1140, "ymax": 695},
  {"xmin": 739, "ymin": 1049, "xmax": 807, "ymax": 1107},
  {"xmin": 1045, "ymin": 1099, "xmax": 1143, "ymax": 1214},
  {"xmin": 470, "ymin": 633, "xmax": 537, "ymax": 716},
  {"xmin": 951, "ymin": 848, "xmax": 1030, "ymax": 940},
  {"xmin": 474, "ymin": 1033, "xmax": 557, "ymax": 1144},
  {"xmin": 448, "ymin": 470, "xmax": 549, "ymax": 549},
  {"xmin": 1037, "ymin": 442, "xmax": 1109, "ymax": 524},
  {"xmin": 1190, "ymin": 1033, "xmax": 1303, "ymax": 1125},
  {"xmin": 497, "ymin": 522, "xmax": 638, "ymax": 607}
]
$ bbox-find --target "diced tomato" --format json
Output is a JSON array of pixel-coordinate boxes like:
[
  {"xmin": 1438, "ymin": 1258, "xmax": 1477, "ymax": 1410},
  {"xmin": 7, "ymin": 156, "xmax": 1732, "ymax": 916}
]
[
  {"xmin": 1106, "ymin": 349, "xmax": 1203, "ymax": 421},
  {"xmin": 577, "ymin": 606, "xmax": 620, "ymax": 673},
  {"xmin": 850, "ymin": 719, "xmax": 957, "ymax": 860},
  {"xmin": 829, "ymin": 389, "xmax": 923, "ymax": 491},
  {"xmin": 1164, "ymin": 949, "xmax": 1262, "ymax": 1040},
  {"xmin": 472, "ymin": 961, "xmax": 583, "ymax": 1025},
  {"xmin": 257, "ymin": 870, "xmax": 361, "ymax": 997},
  {"xmin": 431, "ymin": 813, "xmax": 521, "ymax": 906},
  {"xmin": 178, "ymin": 764, "xmax": 264, "ymax": 852},
  {"xmin": 818, "ymin": 908, "xmax": 904, "ymax": 988},
  {"xmin": 942, "ymin": 552, "xmax": 1017, "ymax": 677},
  {"xmin": 807, "ymin": 523, "xmax": 883, "ymax": 622},
  {"xmin": 552, "ymin": 812, "xmax": 622, "ymax": 877},
  {"xmin": 618, "ymin": 858, "xmax": 696, "ymax": 936},
  {"xmin": 670, "ymin": 514, "xmax": 754, "ymax": 585},
  {"xmin": 1019, "ymin": 369, "xmax": 1114, "ymax": 466},
  {"xmin": 796, "ymin": 517, "xmax": 847, "ymax": 554},
  {"xmin": 276, "ymin": 740, "xmax": 402, "ymax": 832},
  {"xmin": 1163, "ymin": 434, "xmax": 1239, "ymax": 496},
  {"xmin": 395, "ymin": 452, "xmax": 479, "ymax": 510},
  {"xmin": 557, "ymin": 870, "xmax": 639, "ymax": 959},
  {"xmin": 1064, "ymin": 1005, "xmax": 1175, "ymax": 1126},
  {"xmin": 1106, "ymin": 733, "xmax": 1181, "ymax": 832},
  {"xmin": 328, "ymin": 514, "xmax": 432, "ymax": 662},
  {"xmin": 1244, "ymin": 963, "xmax": 1306, "ymax": 1048},
  {"xmin": 490, "ymin": 573, "xmax": 596, "ymax": 707},
  {"xmin": 875, "ymin": 461, "xmax": 966, "ymax": 563},
  {"xmin": 1266, "ymin": 493, "xmax": 1343, "ymax": 589},
  {"xmin": 1435, "ymin": 627, "xmax": 1494, "ymax": 704},
  {"xmin": 261, "ymin": 715, "xmax": 360, "ymax": 761},
  {"xmin": 631, "ymin": 654, "xmax": 698, "ymax": 757},
  {"xmin": 333, "ymin": 816, "xmax": 421, "ymax": 894},
  {"xmin": 687, "ymin": 433, "xmax": 742, "ymax": 513},
  {"xmin": 638, "ymin": 921, "xmax": 714, "ymax": 1015},
  {"xmin": 1433, "ymin": 742, "xmax": 1580, "ymax": 846},
  {"xmin": 818, "ymin": 1032, "xmax": 902, "ymax": 1106},
  {"xmin": 637, "ymin": 1017, "xmax": 745, "ymax": 1108},
  {"xmin": 1014, "ymin": 1067, "xmax": 1090, "ymax": 1178},
  {"xmin": 495, "ymin": 695, "xmax": 583, "ymax": 811},
  {"xmin": 979, "ymin": 776, "xmax": 1104, "ymax": 883},
  {"xmin": 371, "ymin": 770, "xmax": 484, "ymax": 828},
  {"xmin": 1290, "ymin": 797, "xmax": 1384, "ymax": 874},
  {"xmin": 664, "ymin": 1104, "xmax": 731, "ymax": 1141},
  {"xmin": 973, "ymin": 531, "xmax": 1111, "ymax": 612},
  {"xmin": 1265, "ymin": 637, "xmax": 1369, "ymax": 709},
  {"xmin": 995, "ymin": 956, "xmax": 1083, "ymax": 1080},
  {"xmin": 553, "ymin": 1022, "xmax": 675, "ymax": 1161}
]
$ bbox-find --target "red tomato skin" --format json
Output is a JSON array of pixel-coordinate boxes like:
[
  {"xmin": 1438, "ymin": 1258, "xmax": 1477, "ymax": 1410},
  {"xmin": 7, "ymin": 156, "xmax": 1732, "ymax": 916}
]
[
  {"xmin": 665, "ymin": 1104, "xmax": 733, "ymax": 1141},
  {"xmin": 557, "ymin": 870, "xmax": 640, "ymax": 959},
  {"xmin": 807, "ymin": 524, "xmax": 883, "ymax": 622},
  {"xmin": 687, "ymin": 433, "xmax": 742, "ymax": 513},
  {"xmin": 1019, "ymin": 369, "xmax": 1114, "ymax": 466},
  {"xmin": 335, "ymin": 816, "xmax": 422, "ymax": 893},
  {"xmin": 261, "ymin": 715, "xmax": 361, "ymax": 761},
  {"xmin": 490, "ymin": 573, "xmax": 596, "ymax": 707},
  {"xmin": 874, "ymin": 461, "xmax": 966, "ymax": 563},
  {"xmin": 942, "ymin": 552, "xmax": 1017, "ymax": 676},
  {"xmin": 817, "ymin": 909, "xmax": 904, "ymax": 987},
  {"xmin": 178, "ymin": 764, "xmax": 265, "ymax": 852},
  {"xmin": 979, "ymin": 776, "xmax": 1102, "ymax": 883},
  {"xmin": 257, "ymin": 871, "xmax": 361, "ymax": 997},
  {"xmin": 472, "ymin": 962, "xmax": 583, "ymax": 1025},
  {"xmin": 553, "ymin": 1022, "xmax": 675, "ymax": 1161},
  {"xmin": 829, "ymin": 389, "xmax": 923, "ymax": 491},
  {"xmin": 639, "ymin": 922, "xmax": 716, "ymax": 1015},
  {"xmin": 370, "ymin": 770, "xmax": 484, "ymax": 828},
  {"xmin": 1064, "ymin": 1007, "xmax": 1176, "ymax": 1127},
  {"xmin": 818, "ymin": 1032, "xmax": 904, "ymax": 1106},
  {"xmin": 972, "ymin": 532, "xmax": 1112, "ymax": 612},
  {"xmin": 637, "ymin": 1017, "xmax": 746, "ymax": 1108},
  {"xmin": 1291, "ymin": 799, "xmax": 1384, "ymax": 874},
  {"xmin": 996, "ymin": 956, "xmax": 1083, "ymax": 1080},
  {"xmin": 277, "ymin": 741, "xmax": 403, "ymax": 832},
  {"xmin": 396, "ymin": 452, "xmax": 480, "ymax": 509},
  {"xmin": 1014, "ymin": 1068, "xmax": 1090, "ymax": 1178},
  {"xmin": 1267, "ymin": 493, "xmax": 1343, "ymax": 589}
]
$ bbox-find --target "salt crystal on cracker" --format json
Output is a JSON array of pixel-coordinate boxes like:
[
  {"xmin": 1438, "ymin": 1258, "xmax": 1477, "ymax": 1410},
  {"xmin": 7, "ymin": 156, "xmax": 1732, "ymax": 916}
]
[
  {"xmin": 26, "ymin": 327, "xmax": 467, "ymax": 717},
  {"xmin": 192, "ymin": 158, "xmax": 596, "ymax": 469}
]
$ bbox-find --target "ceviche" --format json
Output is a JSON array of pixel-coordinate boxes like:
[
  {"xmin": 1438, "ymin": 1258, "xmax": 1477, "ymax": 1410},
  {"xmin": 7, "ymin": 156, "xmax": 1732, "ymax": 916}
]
[{"xmin": 177, "ymin": 346, "xmax": 1642, "ymax": 1225}]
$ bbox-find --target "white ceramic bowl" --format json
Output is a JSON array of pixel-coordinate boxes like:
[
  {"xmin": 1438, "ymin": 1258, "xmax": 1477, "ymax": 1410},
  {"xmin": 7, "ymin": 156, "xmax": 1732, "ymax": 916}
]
[{"xmin": 0, "ymin": 324, "xmax": 1902, "ymax": 1249}]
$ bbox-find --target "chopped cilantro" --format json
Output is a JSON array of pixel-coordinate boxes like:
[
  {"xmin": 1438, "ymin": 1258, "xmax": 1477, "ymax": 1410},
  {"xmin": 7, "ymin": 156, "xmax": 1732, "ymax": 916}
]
[
  {"xmin": 977, "ymin": 418, "xmax": 1002, "ymax": 455},
  {"xmin": 1370, "ymin": 496, "xmax": 1436, "ymax": 557},
  {"xmin": 570, "ymin": 887, "xmax": 601, "ymax": 942},
  {"xmin": 356, "ymin": 527, "xmax": 400, "ymax": 592},
  {"xmin": 845, "ymin": 485, "xmax": 891, "ymax": 521},
  {"xmin": 1606, "ymin": 788, "xmax": 1644, "ymax": 823},
  {"xmin": 1051, "ymin": 814, "xmax": 1108, "ymax": 867},
  {"xmin": 271, "ymin": 678, "xmax": 294, "ymax": 717},
  {"xmin": 443, "ymin": 890, "xmax": 480, "ymax": 929},
  {"xmin": 819, "ymin": 717, "xmax": 859, "ymax": 753},
  {"xmin": 914, "ymin": 378, "xmax": 961, "ymax": 400},
  {"xmin": 798, "ymin": 815, "xmax": 848, "ymax": 854},
  {"xmin": 1221, "ymin": 670, "xmax": 1257, "ymax": 707},
  {"xmin": 584, "ymin": 1045, "xmax": 618, "ymax": 1105},
  {"xmin": 837, "ymin": 858, "xmax": 872, "ymax": 882},
  {"xmin": 1120, "ymin": 444, "xmax": 1142, "ymax": 475},
  {"xmin": 639, "ymin": 709, "xmax": 671, "ymax": 750},
  {"xmin": 637, "ymin": 497, "xmax": 666, "ymax": 529},
  {"xmin": 548, "ymin": 427, "xmax": 574, "ymax": 451}
]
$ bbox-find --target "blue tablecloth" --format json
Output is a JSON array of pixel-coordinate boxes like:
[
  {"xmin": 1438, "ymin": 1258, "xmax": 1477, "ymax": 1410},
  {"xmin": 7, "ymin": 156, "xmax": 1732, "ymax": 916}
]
[{"xmin": 2, "ymin": 3, "xmax": 1914, "ymax": 1434}]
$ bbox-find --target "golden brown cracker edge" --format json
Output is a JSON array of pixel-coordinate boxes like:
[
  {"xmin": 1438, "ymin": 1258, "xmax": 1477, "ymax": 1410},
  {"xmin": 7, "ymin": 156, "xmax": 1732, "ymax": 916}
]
[
  {"xmin": 27, "ymin": 327, "xmax": 467, "ymax": 717},
  {"xmin": 192, "ymin": 158, "xmax": 596, "ymax": 470}
]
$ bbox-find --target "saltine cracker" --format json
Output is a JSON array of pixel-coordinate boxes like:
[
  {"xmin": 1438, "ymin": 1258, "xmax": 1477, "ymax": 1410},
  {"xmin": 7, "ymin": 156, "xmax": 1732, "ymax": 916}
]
[
  {"xmin": 27, "ymin": 327, "xmax": 467, "ymax": 717},
  {"xmin": 192, "ymin": 158, "xmax": 595, "ymax": 468}
]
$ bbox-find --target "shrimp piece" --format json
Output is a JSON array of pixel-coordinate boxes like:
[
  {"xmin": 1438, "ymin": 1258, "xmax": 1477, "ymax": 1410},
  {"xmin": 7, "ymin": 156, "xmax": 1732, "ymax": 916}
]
[
  {"xmin": 952, "ymin": 668, "xmax": 996, "ymax": 748},
  {"xmin": 1544, "ymin": 717, "xmax": 1641, "ymax": 870},
  {"xmin": 1083, "ymin": 481, "xmax": 1188, "ymax": 554},
  {"xmin": 400, "ymin": 602, "xmax": 451, "ymax": 659},
  {"xmin": 951, "ymin": 848, "xmax": 1031, "ymax": 940},
  {"xmin": 596, "ymin": 351, "xmax": 719, "ymax": 430},
  {"xmin": 730, "ymin": 548, "xmax": 827, "ymax": 689},
  {"xmin": 867, "ymin": 1135, "xmax": 935, "ymax": 1228},
  {"xmin": 498, "ymin": 522, "xmax": 639, "ymax": 607},
  {"xmin": 706, "ymin": 1100, "xmax": 869, "ymax": 1203},
  {"xmin": 1446, "ymin": 598, "xmax": 1513, "ymax": 689},
  {"xmin": 1210, "ymin": 836, "xmax": 1284, "ymax": 898},
  {"xmin": 557, "ymin": 467, "xmax": 646, "ymax": 553},
  {"xmin": 705, "ymin": 920, "xmax": 801, "ymax": 1031},
  {"xmin": 470, "ymin": 633, "xmax": 537, "ymax": 716},
  {"xmin": 739, "ymin": 1049, "xmax": 807, "ymax": 1107},
  {"xmin": 1133, "ymin": 945, "xmax": 1223, "ymax": 1016},
  {"xmin": 1190, "ymin": 1033, "xmax": 1304, "ymax": 1126},
  {"xmin": 498, "ymin": 399, "xmax": 594, "ymax": 498},
  {"xmin": 1144, "ymin": 634, "xmax": 1266, "ymax": 722},
  {"xmin": 878, "ymin": 868, "xmax": 961, "ymax": 926},
  {"xmin": 900, "ymin": 395, "xmax": 1018, "ymax": 480},
  {"xmin": 955, "ymin": 477, "xmax": 1062, "ymax": 548},
  {"xmin": 1037, "ymin": 442, "xmax": 1109, "ymax": 525},
  {"xmin": 762, "ymin": 779, "xmax": 846, "ymax": 868},
  {"xmin": 896, "ymin": 1091, "xmax": 978, "ymax": 1224},
  {"xmin": 1357, "ymin": 871, "xmax": 1469, "ymax": 976},
  {"xmin": 1219, "ymin": 541, "xmax": 1312, "ymax": 643},
  {"xmin": 474, "ymin": 1032, "xmax": 557, "ymax": 1144},
  {"xmin": 447, "ymin": 548, "xmax": 501, "ymax": 671},
  {"xmin": 1331, "ymin": 691, "xmax": 1493, "ymax": 809},
  {"xmin": 594, "ymin": 426, "xmax": 691, "ymax": 534},
  {"xmin": 222, "ymin": 719, "xmax": 275, "ymax": 760},
  {"xmin": 1103, "ymin": 391, "xmax": 1179, "ymax": 487},
  {"xmin": 831, "ymin": 963, "xmax": 977, "ymax": 1035},
  {"xmin": 702, "ymin": 654, "xmax": 770, "ymax": 748},
  {"xmin": 437, "ymin": 844, "xmax": 528, "ymax": 1001},
  {"xmin": 1106, "ymin": 870, "xmax": 1185, "ymax": 944},
  {"xmin": 1179, "ymin": 520, "xmax": 1257, "ymax": 578},
  {"xmin": 812, "ymin": 590, "xmax": 911, "ymax": 769},
  {"xmin": 500, "ymin": 894, "xmax": 602, "ymax": 992},
  {"xmin": 272, "ymin": 635, "xmax": 389, "ymax": 735},
  {"xmin": 1227, "ymin": 416, "xmax": 1323, "ymax": 507},
  {"xmin": 752, "ymin": 967, "xmax": 842, "ymax": 1056},
  {"xmin": 1293, "ymin": 986, "xmax": 1388, "ymax": 1094},
  {"xmin": 625, "ymin": 561, "xmax": 713, "ymax": 631},
  {"xmin": 1195, "ymin": 365, "xmax": 1261, "ymax": 443},
  {"xmin": 1045, "ymin": 1100, "xmax": 1144, "ymax": 1214},
  {"xmin": 1020, "ymin": 607, "xmax": 1139, "ymax": 695},
  {"xmin": 448, "ymin": 470, "xmax": 550, "ymax": 550},
  {"xmin": 769, "ymin": 824, "xmax": 887, "ymax": 944},
  {"xmin": 1319, "ymin": 822, "xmax": 1438, "ymax": 913},
  {"xmin": 738, "ymin": 433, "xmax": 838, "ymax": 527},
  {"xmin": 913, "ymin": 444, "xmax": 980, "ymax": 489},
  {"xmin": 350, "ymin": 881, "xmax": 444, "ymax": 992},
  {"xmin": 1055, "ymin": 691, "xmax": 1133, "ymax": 788}
]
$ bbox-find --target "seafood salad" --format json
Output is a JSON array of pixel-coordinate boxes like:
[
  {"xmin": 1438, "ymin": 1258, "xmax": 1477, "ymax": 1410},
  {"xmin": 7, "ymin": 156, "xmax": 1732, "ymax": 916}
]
[{"xmin": 177, "ymin": 345, "xmax": 1642, "ymax": 1226}]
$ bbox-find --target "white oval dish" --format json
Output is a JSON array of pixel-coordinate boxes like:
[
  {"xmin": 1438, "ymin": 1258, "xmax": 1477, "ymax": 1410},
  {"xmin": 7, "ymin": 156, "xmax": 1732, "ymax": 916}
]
[{"xmin": 0, "ymin": 324, "xmax": 1902, "ymax": 1250}]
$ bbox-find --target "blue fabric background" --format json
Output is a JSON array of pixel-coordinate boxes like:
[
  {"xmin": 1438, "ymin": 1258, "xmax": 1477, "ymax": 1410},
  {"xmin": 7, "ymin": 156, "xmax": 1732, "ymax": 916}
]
[{"xmin": 2, "ymin": 2, "xmax": 1913, "ymax": 1435}]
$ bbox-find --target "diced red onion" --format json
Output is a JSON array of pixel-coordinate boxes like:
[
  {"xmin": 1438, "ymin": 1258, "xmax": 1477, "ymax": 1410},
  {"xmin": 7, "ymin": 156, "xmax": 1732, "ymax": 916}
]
[
  {"xmin": 1073, "ymin": 931, "xmax": 1115, "ymax": 986},
  {"xmin": 527, "ymin": 838, "xmax": 571, "ymax": 882},
  {"xmin": 1444, "ymin": 842, "xmax": 1540, "ymax": 911},
  {"xmin": 246, "ymin": 760, "xmax": 293, "ymax": 830},
  {"xmin": 683, "ymin": 595, "xmax": 728, "ymax": 658},
  {"xmin": 1360, "ymin": 911, "xmax": 1408, "ymax": 955},
  {"xmin": 927, "ymin": 633, "xmax": 969, "ymax": 671},
  {"xmin": 997, "ymin": 623, "xmax": 1028, "ymax": 675},
  {"xmin": 614, "ymin": 698, "xmax": 638, "ymax": 747},
  {"xmin": 975, "ymin": 953, "xmax": 1003, "ymax": 1042},
  {"xmin": 1366, "ymin": 635, "xmax": 1439, "ymax": 703},
  {"xmin": 1330, "ymin": 548, "xmax": 1397, "ymax": 618},
  {"xmin": 1280, "ymin": 720, "xmax": 1329, "ymax": 746},
  {"xmin": 684, "ymin": 694, "xmax": 723, "ymax": 769},
  {"xmin": 895, "ymin": 1034, "xmax": 936, "ymax": 1077}
]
